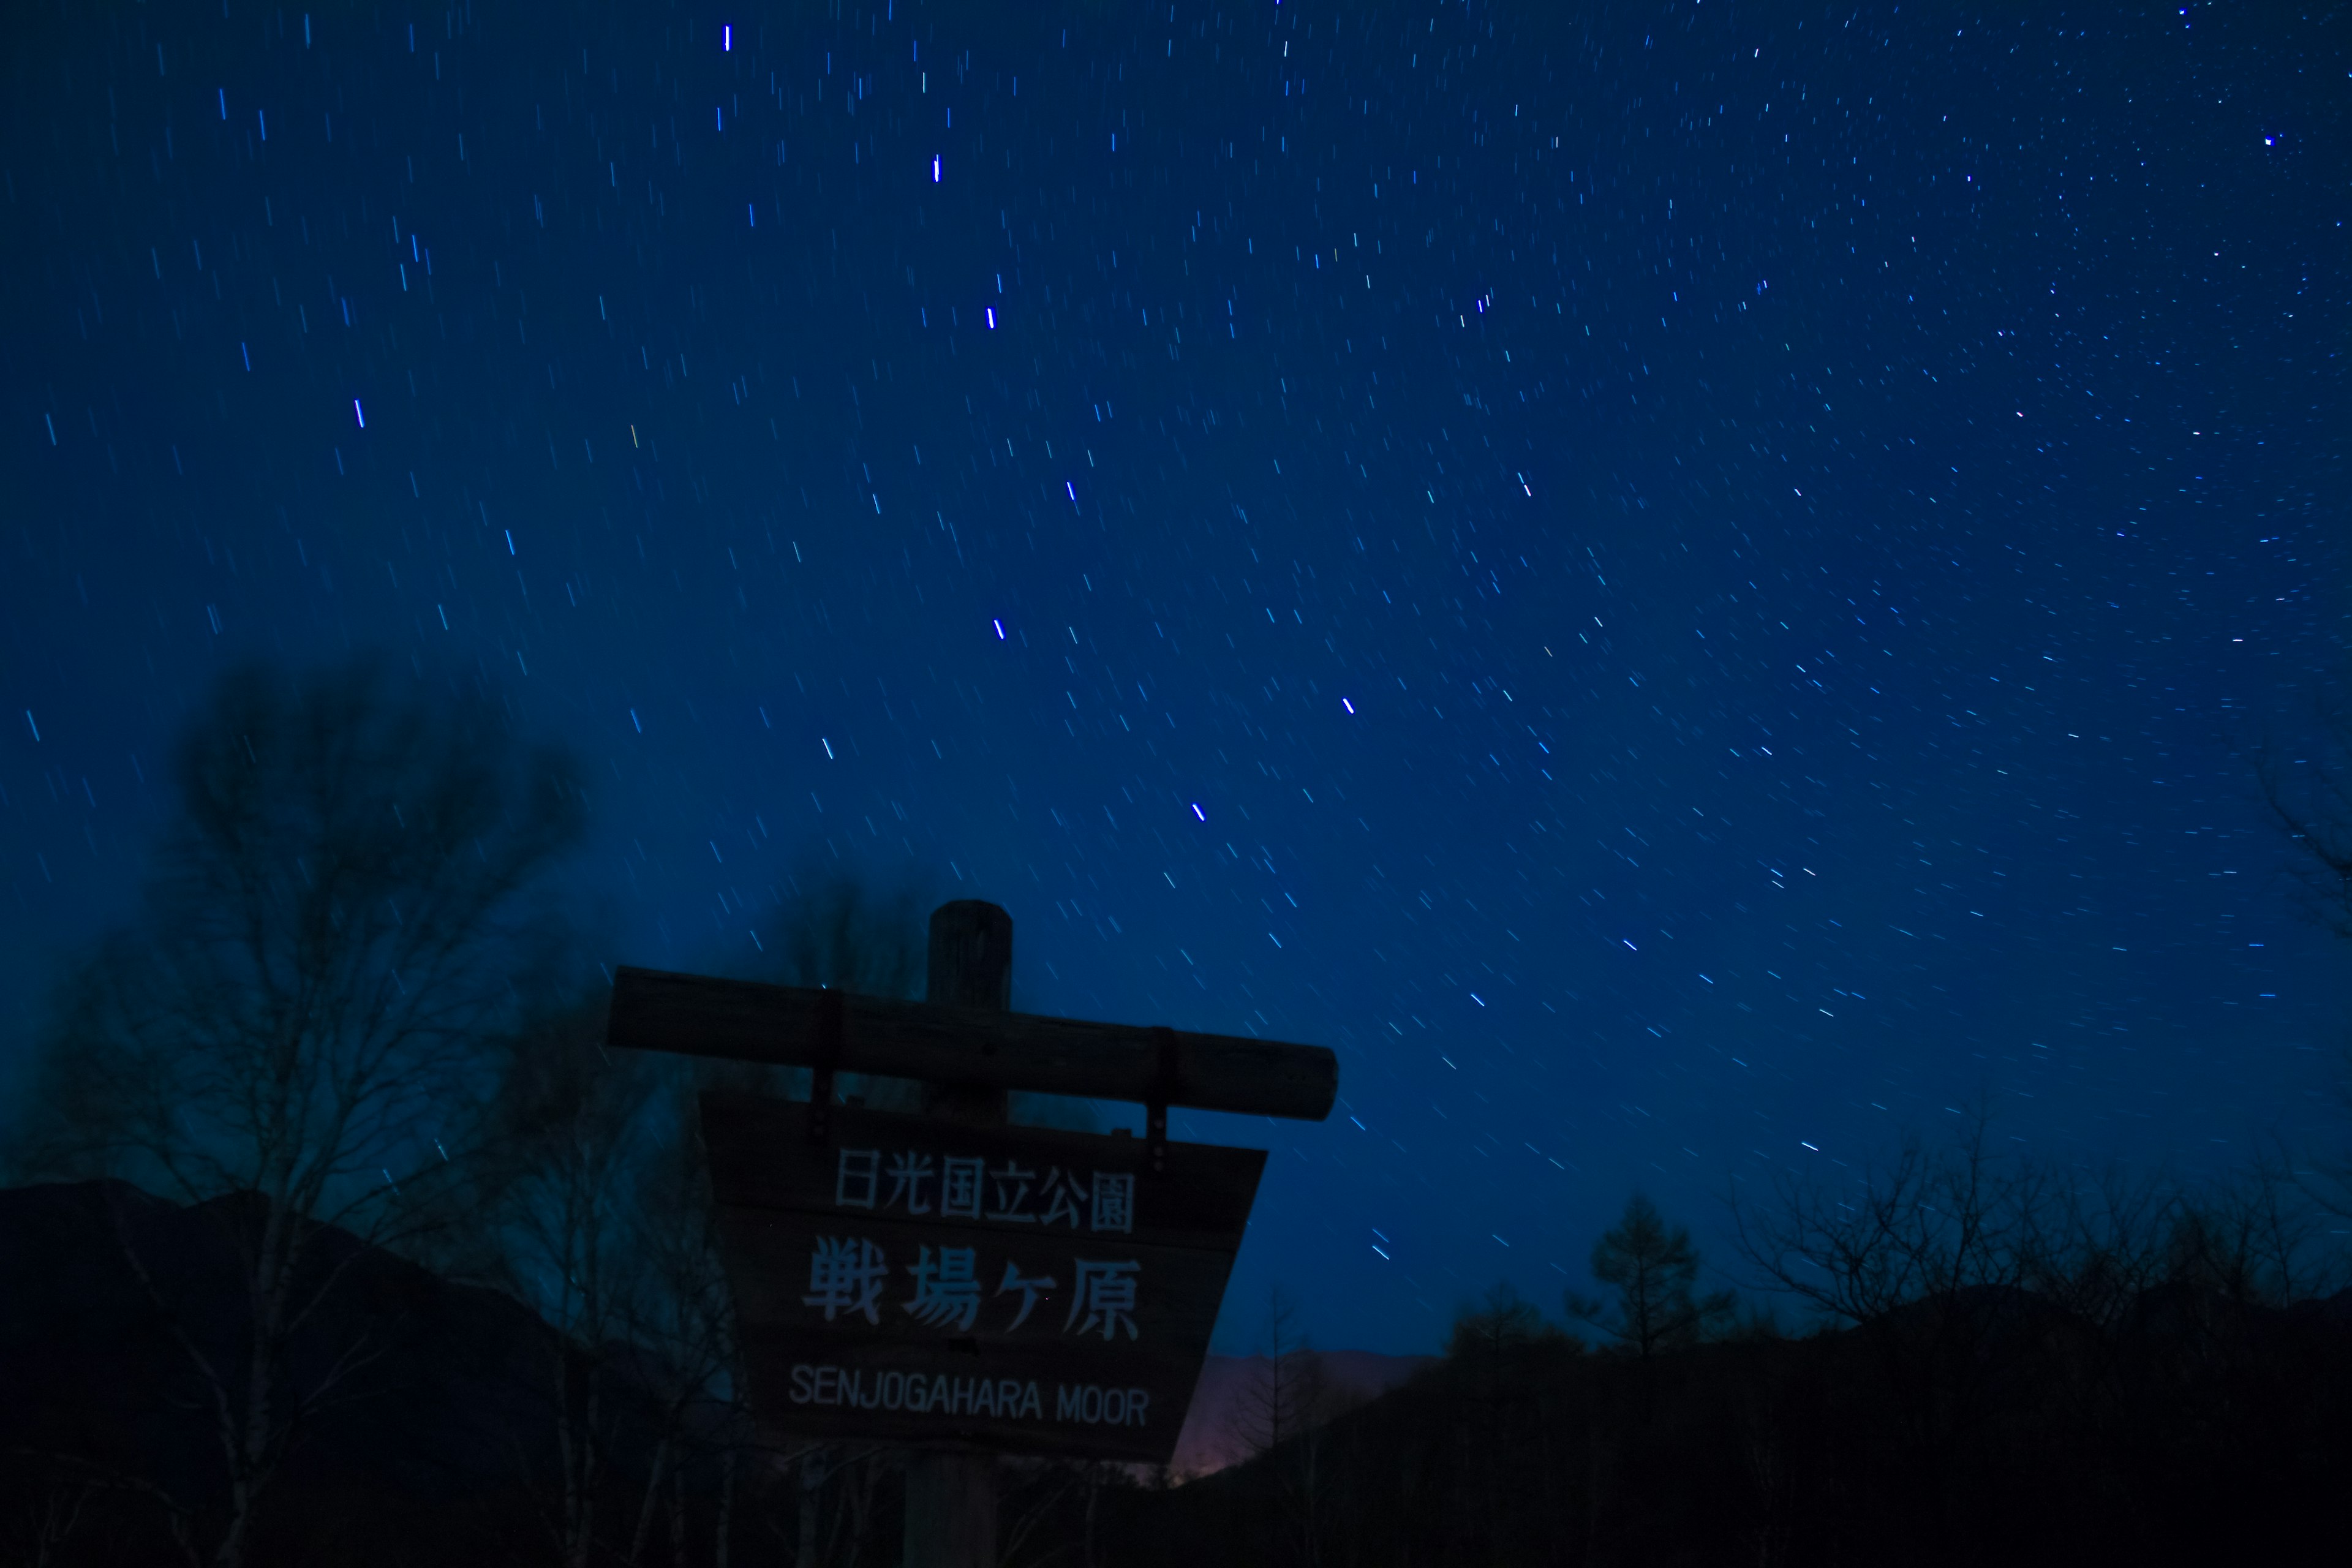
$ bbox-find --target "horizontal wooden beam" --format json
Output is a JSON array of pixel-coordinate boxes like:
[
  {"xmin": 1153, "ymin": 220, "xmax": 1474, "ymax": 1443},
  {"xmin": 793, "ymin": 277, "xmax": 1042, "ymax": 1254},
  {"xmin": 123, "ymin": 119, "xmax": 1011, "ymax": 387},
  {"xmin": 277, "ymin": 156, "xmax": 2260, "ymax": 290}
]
[{"xmin": 606, "ymin": 967, "xmax": 1338, "ymax": 1122}]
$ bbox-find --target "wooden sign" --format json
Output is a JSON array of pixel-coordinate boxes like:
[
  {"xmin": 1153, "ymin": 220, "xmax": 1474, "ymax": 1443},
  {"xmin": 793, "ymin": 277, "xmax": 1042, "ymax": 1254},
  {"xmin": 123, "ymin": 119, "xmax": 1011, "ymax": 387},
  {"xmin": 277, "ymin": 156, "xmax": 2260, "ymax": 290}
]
[
  {"xmin": 701, "ymin": 1091, "xmax": 1264, "ymax": 1464},
  {"xmin": 606, "ymin": 899, "xmax": 1336, "ymax": 1530},
  {"xmin": 610, "ymin": 966, "xmax": 1338, "ymax": 1123}
]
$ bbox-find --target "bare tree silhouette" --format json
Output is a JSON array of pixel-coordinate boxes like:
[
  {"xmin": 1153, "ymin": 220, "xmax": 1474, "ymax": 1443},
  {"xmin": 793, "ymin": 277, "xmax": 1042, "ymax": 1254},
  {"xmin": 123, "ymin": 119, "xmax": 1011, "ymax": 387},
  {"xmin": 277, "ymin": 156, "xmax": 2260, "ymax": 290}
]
[
  {"xmin": 468, "ymin": 993, "xmax": 724, "ymax": 1568},
  {"xmin": 723, "ymin": 864, "xmax": 930, "ymax": 1119},
  {"xmin": 2258, "ymin": 703, "xmax": 2352, "ymax": 1226},
  {"xmin": 1444, "ymin": 1283, "xmax": 1574, "ymax": 1562},
  {"xmin": 4, "ymin": 655, "xmax": 586, "ymax": 1568},
  {"xmin": 2260, "ymin": 699, "xmax": 2352, "ymax": 941},
  {"xmin": 744, "ymin": 862, "xmax": 1095, "ymax": 1132},
  {"xmin": 1240, "ymin": 1287, "xmax": 1336, "ymax": 1567}
]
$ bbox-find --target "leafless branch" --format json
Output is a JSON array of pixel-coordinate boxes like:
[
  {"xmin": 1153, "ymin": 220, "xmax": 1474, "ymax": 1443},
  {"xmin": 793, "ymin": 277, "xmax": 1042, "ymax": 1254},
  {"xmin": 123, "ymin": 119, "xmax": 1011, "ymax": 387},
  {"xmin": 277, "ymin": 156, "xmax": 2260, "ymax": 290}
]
[{"xmin": 3, "ymin": 655, "xmax": 586, "ymax": 1568}]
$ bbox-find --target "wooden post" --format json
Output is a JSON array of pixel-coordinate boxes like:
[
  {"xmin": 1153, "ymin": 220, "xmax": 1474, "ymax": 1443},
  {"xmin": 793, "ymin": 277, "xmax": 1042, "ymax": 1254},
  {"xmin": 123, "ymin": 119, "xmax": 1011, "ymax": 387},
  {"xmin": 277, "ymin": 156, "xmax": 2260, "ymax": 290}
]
[
  {"xmin": 903, "ymin": 1447, "xmax": 999, "ymax": 1568},
  {"xmin": 903, "ymin": 900, "xmax": 1011, "ymax": 1568},
  {"xmin": 614, "ymin": 899, "xmax": 1335, "ymax": 1540}
]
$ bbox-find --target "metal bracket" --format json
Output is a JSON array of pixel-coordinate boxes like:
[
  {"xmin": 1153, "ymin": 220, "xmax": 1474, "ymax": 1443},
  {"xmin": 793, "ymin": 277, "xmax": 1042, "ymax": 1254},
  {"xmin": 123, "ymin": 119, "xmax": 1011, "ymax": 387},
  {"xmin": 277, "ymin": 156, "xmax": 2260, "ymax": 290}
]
[
  {"xmin": 1147, "ymin": 1025, "xmax": 1178, "ymax": 1175},
  {"xmin": 809, "ymin": 987, "xmax": 845, "ymax": 1144}
]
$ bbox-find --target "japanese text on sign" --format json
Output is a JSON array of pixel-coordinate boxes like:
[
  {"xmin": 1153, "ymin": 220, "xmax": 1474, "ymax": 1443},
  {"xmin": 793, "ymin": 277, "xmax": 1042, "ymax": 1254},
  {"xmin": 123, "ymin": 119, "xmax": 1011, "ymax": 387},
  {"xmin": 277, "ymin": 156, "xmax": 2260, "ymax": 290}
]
[
  {"xmin": 832, "ymin": 1149, "xmax": 1135, "ymax": 1232},
  {"xmin": 803, "ymin": 1236, "xmax": 1142, "ymax": 1341}
]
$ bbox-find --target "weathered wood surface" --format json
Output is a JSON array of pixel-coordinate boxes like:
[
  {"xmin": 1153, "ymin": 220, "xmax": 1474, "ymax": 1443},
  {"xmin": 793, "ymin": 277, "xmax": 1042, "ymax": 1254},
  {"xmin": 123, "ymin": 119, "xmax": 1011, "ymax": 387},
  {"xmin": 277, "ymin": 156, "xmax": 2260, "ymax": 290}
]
[
  {"xmin": 609, "ymin": 965, "xmax": 1337, "ymax": 1121},
  {"xmin": 903, "ymin": 1452, "xmax": 997, "ymax": 1568},
  {"xmin": 908, "ymin": 900, "xmax": 1014, "ymax": 1567},
  {"xmin": 705, "ymin": 1097, "xmax": 1262, "ymax": 1464}
]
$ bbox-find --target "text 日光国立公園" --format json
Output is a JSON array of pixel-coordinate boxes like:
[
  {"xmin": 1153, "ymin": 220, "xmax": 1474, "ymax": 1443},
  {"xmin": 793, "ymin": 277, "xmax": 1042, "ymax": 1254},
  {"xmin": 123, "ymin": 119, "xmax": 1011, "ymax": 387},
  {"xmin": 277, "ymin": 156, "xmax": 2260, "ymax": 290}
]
[{"xmin": 831, "ymin": 1147, "xmax": 1135, "ymax": 1232}]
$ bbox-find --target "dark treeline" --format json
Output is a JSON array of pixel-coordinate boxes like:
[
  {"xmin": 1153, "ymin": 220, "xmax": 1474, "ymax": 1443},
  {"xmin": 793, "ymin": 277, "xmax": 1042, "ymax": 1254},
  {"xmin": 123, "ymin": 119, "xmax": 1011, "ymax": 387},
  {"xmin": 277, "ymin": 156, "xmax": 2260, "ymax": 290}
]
[
  {"xmin": 6, "ymin": 655, "xmax": 2351, "ymax": 1567},
  {"xmin": 1074, "ymin": 1143, "xmax": 2352, "ymax": 1568}
]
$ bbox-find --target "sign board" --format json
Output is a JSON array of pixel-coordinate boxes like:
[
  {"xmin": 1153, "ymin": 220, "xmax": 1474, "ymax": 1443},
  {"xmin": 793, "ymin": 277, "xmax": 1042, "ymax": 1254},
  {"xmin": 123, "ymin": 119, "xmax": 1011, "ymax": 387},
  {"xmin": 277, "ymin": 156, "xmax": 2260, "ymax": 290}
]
[
  {"xmin": 609, "ymin": 966, "xmax": 1338, "ymax": 1121},
  {"xmin": 701, "ymin": 1090, "xmax": 1264, "ymax": 1464}
]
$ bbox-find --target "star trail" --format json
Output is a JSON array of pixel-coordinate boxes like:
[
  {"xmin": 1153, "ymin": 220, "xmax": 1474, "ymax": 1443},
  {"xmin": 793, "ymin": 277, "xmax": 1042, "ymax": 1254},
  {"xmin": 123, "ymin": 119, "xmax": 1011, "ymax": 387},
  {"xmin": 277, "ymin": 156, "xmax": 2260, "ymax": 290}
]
[{"xmin": 3, "ymin": 0, "xmax": 2345, "ymax": 1351}]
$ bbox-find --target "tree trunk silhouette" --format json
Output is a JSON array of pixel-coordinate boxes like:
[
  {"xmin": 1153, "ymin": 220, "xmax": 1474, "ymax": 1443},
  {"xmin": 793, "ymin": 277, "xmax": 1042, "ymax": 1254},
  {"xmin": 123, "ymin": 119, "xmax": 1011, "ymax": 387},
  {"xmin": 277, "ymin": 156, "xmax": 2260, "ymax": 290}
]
[{"xmin": 5, "ymin": 655, "xmax": 586, "ymax": 1567}]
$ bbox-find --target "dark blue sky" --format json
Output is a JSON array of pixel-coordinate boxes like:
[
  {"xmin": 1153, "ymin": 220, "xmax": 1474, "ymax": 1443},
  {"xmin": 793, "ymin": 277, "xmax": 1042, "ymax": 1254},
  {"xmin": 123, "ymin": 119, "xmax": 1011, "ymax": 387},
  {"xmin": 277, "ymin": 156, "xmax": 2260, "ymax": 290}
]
[{"xmin": 4, "ymin": 0, "xmax": 2346, "ymax": 1353}]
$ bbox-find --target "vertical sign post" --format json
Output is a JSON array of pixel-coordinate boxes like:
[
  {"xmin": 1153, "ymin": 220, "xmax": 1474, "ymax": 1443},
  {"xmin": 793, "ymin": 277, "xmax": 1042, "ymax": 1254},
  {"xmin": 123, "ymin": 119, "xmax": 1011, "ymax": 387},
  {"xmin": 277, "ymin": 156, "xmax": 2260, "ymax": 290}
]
[{"xmin": 906, "ymin": 900, "xmax": 1013, "ymax": 1568}]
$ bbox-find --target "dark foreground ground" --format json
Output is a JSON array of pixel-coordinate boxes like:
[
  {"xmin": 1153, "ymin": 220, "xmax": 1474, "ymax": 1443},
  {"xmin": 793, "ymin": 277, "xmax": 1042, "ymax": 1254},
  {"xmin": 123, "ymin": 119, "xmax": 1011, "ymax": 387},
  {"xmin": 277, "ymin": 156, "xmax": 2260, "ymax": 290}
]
[
  {"xmin": 1087, "ymin": 1285, "xmax": 2352, "ymax": 1568},
  {"xmin": 4, "ymin": 1178, "xmax": 2347, "ymax": 1567}
]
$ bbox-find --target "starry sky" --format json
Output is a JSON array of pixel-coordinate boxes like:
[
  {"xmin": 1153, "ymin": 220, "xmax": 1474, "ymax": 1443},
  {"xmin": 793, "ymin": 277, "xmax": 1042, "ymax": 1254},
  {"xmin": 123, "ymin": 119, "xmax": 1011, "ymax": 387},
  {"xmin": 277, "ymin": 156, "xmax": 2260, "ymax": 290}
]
[{"xmin": 4, "ymin": 1, "xmax": 2348, "ymax": 1354}]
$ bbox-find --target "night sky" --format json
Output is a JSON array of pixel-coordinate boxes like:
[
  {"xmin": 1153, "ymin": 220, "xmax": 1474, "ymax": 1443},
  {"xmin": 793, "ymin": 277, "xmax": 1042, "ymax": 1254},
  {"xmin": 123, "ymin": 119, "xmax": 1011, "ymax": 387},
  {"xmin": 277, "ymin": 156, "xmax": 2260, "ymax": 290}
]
[{"xmin": 5, "ymin": 1, "xmax": 2348, "ymax": 1355}]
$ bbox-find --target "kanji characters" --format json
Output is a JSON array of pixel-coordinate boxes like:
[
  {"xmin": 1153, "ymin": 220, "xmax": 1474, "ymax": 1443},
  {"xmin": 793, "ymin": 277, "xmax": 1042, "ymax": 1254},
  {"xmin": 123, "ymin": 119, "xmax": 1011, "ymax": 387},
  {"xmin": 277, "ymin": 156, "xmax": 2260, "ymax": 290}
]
[
  {"xmin": 986, "ymin": 1161, "xmax": 1040, "ymax": 1222},
  {"xmin": 997, "ymin": 1262, "xmax": 1059, "ymax": 1330},
  {"xmin": 940, "ymin": 1155, "xmax": 984, "ymax": 1219},
  {"xmin": 834, "ymin": 1148, "xmax": 881, "ymax": 1209},
  {"xmin": 803, "ymin": 1236, "xmax": 889, "ymax": 1324},
  {"xmin": 1066, "ymin": 1258, "xmax": 1142, "ymax": 1341},
  {"xmin": 1090, "ymin": 1171, "xmax": 1135, "ymax": 1234},
  {"xmin": 804, "ymin": 1237, "xmax": 1143, "ymax": 1339},
  {"xmin": 886, "ymin": 1152, "xmax": 936, "ymax": 1214},
  {"xmin": 1038, "ymin": 1167, "xmax": 1090, "ymax": 1227},
  {"xmin": 824, "ymin": 1142, "xmax": 1138, "ymax": 1233},
  {"xmin": 902, "ymin": 1245, "xmax": 982, "ymax": 1331}
]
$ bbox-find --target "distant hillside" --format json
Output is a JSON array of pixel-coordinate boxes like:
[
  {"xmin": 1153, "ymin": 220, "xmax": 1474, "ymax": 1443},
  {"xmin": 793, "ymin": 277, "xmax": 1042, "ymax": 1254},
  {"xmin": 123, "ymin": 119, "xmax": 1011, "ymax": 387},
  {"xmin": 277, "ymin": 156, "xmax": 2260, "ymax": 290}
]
[
  {"xmin": 0, "ymin": 1180, "xmax": 703, "ymax": 1564},
  {"xmin": 1100, "ymin": 1281, "xmax": 2352, "ymax": 1568},
  {"xmin": 1171, "ymin": 1349, "xmax": 1436, "ymax": 1480}
]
